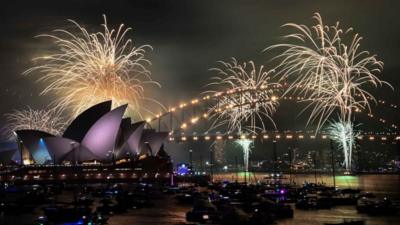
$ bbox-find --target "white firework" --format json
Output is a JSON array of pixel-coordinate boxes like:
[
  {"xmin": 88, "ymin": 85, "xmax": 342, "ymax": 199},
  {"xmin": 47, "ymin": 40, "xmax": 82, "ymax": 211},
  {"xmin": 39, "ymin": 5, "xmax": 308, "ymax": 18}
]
[
  {"xmin": 267, "ymin": 12, "xmax": 391, "ymax": 131},
  {"xmin": 326, "ymin": 119, "xmax": 360, "ymax": 172},
  {"xmin": 268, "ymin": 13, "xmax": 392, "ymax": 172},
  {"xmin": 25, "ymin": 15, "xmax": 163, "ymax": 119},
  {"xmin": 206, "ymin": 58, "xmax": 279, "ymax": 134},
  {"xmin": 5, "ymin": 107, "xmax": 66, "ymax": 139},
  {"xmin": 235, "ymin": 139, "xmax": 253, "ymax": 172}
]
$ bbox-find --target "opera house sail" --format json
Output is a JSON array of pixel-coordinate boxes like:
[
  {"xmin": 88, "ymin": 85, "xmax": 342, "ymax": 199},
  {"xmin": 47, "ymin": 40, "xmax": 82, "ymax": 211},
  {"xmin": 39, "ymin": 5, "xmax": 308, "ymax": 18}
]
[{"xmin": 2, "ymin": 101, "xmax": 170, "ymax": 168}]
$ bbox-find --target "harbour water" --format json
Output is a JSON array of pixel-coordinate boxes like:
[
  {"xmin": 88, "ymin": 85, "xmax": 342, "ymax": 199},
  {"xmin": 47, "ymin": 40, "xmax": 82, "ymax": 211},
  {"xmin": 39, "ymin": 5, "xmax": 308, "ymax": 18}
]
[
  {"xmin": 107, "ymin": 174, "xmax": 400, "ymax": 225},
  {"xmin": 1, "ymin": 174, "xmax": 399, "ymax": 225},
  {"xmin": 108, "ymin": 200, "xmax": 400, "ymax": 225}
]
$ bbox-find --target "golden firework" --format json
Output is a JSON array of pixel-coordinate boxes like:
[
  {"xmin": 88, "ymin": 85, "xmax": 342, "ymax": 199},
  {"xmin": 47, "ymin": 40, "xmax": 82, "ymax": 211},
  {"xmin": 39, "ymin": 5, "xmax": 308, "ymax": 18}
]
[{"xmin": 25, "ymin": 15, "xmax": 163, "ymax": 119}]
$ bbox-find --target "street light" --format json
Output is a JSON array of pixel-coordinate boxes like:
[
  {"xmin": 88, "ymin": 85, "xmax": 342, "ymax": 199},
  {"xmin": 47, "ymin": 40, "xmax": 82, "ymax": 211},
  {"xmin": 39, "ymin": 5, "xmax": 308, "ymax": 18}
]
[{"xmin": 189, "ymin": 149, "xmax": 193, "ymax": 172}]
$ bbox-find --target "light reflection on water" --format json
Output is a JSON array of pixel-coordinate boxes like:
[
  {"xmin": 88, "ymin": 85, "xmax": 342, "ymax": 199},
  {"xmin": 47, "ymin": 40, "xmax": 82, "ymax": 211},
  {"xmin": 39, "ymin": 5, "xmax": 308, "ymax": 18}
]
[
  {"xmin": 213, "ymin": 173, "xmax": 400, "ymax": 196},
  {"xmin": 107, "ymin": 197, "xmax": 400, "ymax": 225}
]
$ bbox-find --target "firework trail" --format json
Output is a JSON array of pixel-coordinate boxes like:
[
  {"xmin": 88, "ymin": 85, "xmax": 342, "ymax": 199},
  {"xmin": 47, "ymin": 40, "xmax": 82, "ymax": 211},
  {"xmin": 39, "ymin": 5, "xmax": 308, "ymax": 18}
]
[
  {"xmin": 205, "ymin": 58, "xmax": 279, "ymax": 173},
  {"xmin": 268, "ymin": 13, "xmax": 392, "ymax": 172},
  {"xmin": 267, "ymin": 12, "xmax": 390, "ymax": 130},
  {"xmin": 326, "ymin": 119, "xmax": 360, "ymax": 171},
  {"xmin": 206, "ymin": 57, "xmax": 279, "ymax": 134},
  {"xmin": 25, "ymin": 15, "xmax": 163, "ymax": 119},
  {"xmin": 4, "ymin": 107, "xmax": 66, "ymax": 139},
  {"xmin": 235, "ymin": 139, "xmax": 253, "ymax": 172}
]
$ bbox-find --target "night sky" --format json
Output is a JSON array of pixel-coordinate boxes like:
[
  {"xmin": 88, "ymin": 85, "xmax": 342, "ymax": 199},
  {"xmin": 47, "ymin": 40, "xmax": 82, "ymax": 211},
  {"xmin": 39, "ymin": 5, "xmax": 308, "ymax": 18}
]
[{"xmin": 1, "ymin": 0, "xmax": 400, "ymax": 161}]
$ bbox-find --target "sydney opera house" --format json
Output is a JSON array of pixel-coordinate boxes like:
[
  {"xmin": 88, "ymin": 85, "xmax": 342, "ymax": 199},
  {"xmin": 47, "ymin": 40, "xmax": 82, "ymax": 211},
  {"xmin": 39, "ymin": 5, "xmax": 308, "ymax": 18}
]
[{"xmin": 0, "ymin": 101, "xmax": 173, "ymax": 183}]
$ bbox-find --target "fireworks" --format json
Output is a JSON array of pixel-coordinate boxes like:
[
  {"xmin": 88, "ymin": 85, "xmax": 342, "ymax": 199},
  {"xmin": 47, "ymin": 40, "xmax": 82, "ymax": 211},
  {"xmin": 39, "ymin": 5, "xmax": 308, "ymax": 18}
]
[
  {"xmin": 205, "ymin": 58, "xmax": 279, "ymax": 173},
  {"xmin": 206, "ymin": 58, "xmax": 279, "ymax": 134},
  {"xmin": 267, "ymin": 12, "xmax": 391, "ymax": 131},
  {"xmin": 25, "ymin": 15, "xmax": 163, "ymax": 119},
  {"xmin": 326, "ymin": 119, "xmax": 360, "ymax": 172},
  {"xmin": 235, "ymin": 139, "xmax": 253, "ymax": 172},
  {"xmin": 4, "ymin": 107, "xmax": 66, "ymax": 139},
  {"xmin": 268, "ymin": 13, "xmax": 392, "ymax": 173}
]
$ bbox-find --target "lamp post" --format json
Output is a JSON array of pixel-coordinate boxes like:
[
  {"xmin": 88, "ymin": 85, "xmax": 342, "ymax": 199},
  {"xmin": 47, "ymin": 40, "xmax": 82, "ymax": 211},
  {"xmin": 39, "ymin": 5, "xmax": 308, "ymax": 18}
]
[
  {"xmin": 200, "ymin": 154, "xmax": 203, "ymax": 174},
  {"xmin": 209, "ymin": 149, "xmax": 214, "ymax": 181},
  {"xmin": 273, "ymin": 139, "xmax": 277, "ymax": 175},
  {"xmin": 330, "ymin": 140, "xmax": 336, "ymax": 188},
  {"xmin": 189, "ymin": 149, "xmax": 193, "ymax": 172},
  {"xmin": 288, "ymin": 147, "xmax": 292, "ymax": 184},
  {"xmin": 313, "ymin": 151, "xmax": 318, "ymax": 184},
  {"xmin": 235, "ymin": 156, "xmax": 239, "ymax": 183}
]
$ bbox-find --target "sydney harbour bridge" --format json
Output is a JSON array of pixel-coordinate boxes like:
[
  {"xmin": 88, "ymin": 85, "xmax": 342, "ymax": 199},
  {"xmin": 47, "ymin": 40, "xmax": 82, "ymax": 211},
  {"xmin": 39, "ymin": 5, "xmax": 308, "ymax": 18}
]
[
  {"xmin": 1, "ymin": 13, "xmax": 399, "ymax": 186},
  {"xmin": 148, "ymin": 82, "xmax": 399, "ymax": 177},
  {"xmin": 147, "ymin": 83, "xmax": 399, "ymax": 141},
  {"xmin": 0, "ymin": 82, "xmax": 398, "ymax": 185}
]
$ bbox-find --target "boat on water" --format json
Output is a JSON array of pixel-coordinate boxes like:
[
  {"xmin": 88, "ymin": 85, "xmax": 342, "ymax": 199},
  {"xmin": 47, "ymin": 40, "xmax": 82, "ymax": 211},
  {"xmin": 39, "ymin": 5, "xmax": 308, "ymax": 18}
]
[
  {"xmin": 35, "ymin": 213, "xmax": 109, "ymax": 225},
  {"xmin": 42, "ymin": 204, "xmax": 92, "ymax": 222},
  {"xmin": 356, "ymin": 197, "xmax": 399, "ymax": 215},
  {"xmin": 263, "ymin": 172, "xmax": 285, "ymax": 180},
  {"xmin": 324, "ymin": 219, "xmax": 365, "ymax": 225}
]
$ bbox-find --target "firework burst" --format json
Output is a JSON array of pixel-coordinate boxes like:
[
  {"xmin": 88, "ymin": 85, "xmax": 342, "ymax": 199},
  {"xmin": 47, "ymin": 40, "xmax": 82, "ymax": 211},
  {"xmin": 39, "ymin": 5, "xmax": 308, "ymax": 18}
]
[
  {"xmin": 4, "ymin": 107, "xmax": 66, "ymax": 139},
  {"xmin": 267, "ymin": 13, "xmax": 392, "ymax": 173},
  {"xmin": 206, "ymin": 58, "xmax": 279, "ymax": 134},
  {"xmin": 25, "ymin": 15, "xmax": 163, "ymax": 119},
  {"xmin": 326, "ymin": 119, "xmax": 360, "ymax": 172},
  {"xmin": 267, "ymin": 13, "xmax": 391, "ymax": 131},
  {"xmin": 235, "ymin": 139, "xmax": 253, "ymax": 172}
]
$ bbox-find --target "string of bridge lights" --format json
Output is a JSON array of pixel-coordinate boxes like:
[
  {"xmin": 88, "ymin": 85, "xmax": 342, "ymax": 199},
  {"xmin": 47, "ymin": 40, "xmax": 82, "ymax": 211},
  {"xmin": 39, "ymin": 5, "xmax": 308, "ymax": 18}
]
[
  {"xmin": 170, "ymin": 112, "xmax": 400, "ymax": 144},
  {"xmin": 146, "ymin": 84, "xmax": 284, "ymax": 122},
  {"xmin": 150, "ymin": 94, "xmax": 399, "ymax": 134},
  {"xmin": 146, "ymin": 84, "xmax": 399, "ymax": 137},
  {"xmin": 169, "ymin": 133, "xmax": 400, "ymax": 143},
  {"xmin": 148, "ymin": 83, "xmax": 399, "ymax": 121},
  {"xmin": 163, "ymin": 103, "xmax": 400, "ymax": 144}
]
